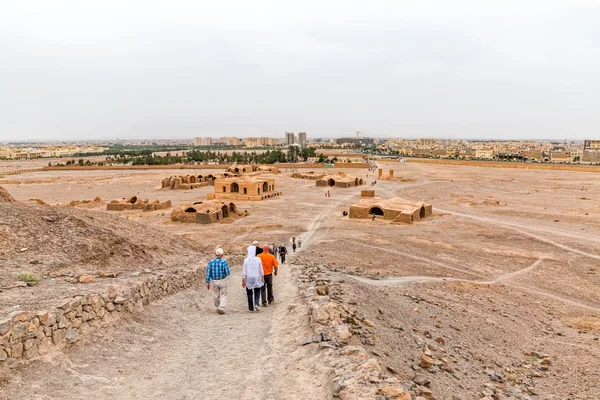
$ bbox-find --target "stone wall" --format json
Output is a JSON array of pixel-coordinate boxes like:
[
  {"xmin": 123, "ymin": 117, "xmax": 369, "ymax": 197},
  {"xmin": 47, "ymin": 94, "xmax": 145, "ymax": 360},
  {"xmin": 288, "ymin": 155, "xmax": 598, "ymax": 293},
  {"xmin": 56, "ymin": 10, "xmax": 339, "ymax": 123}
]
[
  {"xmin": 207, "ymin": 192, "xmax": 282, "ymax": 201},
  {"xmin": 360, "ymin": 190, "xmax": 375, "ymax": 198},
  {"xmin": 0, "ymin": 266, "xmax": 205, "ymax": 368}
]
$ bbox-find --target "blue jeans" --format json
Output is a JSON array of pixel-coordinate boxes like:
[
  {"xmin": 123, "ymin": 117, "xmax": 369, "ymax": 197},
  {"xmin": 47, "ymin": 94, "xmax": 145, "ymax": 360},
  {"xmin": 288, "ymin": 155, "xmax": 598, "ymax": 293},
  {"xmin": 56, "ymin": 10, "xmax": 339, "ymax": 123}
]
[{"xmin": 246, "ymin": 287, "xmax": 261, "ymax": 311}]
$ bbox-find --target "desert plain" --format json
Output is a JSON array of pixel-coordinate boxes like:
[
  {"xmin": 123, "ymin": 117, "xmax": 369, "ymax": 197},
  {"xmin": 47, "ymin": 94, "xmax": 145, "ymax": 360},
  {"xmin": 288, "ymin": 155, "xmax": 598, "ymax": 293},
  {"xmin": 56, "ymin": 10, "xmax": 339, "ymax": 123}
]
[{"xmin": 0, "ymin": 160, "xmax": 599, "ymax": 399}]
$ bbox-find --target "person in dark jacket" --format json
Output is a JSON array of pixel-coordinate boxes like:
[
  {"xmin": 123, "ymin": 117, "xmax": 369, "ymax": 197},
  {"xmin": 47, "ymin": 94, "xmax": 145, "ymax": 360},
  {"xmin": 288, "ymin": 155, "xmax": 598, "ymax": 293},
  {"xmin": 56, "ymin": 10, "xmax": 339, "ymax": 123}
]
[
  {"xmin": 253, "ymin": 240, "xmax": 263, "ymax": 255},
  {"xmin": 279, "ymin": 244, "xmax": 287, "ymax": 263}
]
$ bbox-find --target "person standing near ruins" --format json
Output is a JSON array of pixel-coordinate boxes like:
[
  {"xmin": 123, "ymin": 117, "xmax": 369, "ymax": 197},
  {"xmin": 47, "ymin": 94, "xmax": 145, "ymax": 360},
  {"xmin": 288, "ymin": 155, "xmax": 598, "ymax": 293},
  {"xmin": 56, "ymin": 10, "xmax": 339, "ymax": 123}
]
[
  {"xmin": 279, "ymin": 244, "xmax": 287, "ymax": 263},
  {"xmin": 242, "ymin": 245, "xmax": 264, "ymax": 312},
  {"xmin": 292, "ymin": 241, "xmax": 297, "ymax": 252},
  {"xmin": 297, "ymin": 237, "xmax": 302, "ymax": 249},
  {"xmin": 206, "ymin": 248, "xmax": 231, "ymax": 314},
  {"xmin": 257, "ymin": 244, "xmax": 279, "ymax": 306}
]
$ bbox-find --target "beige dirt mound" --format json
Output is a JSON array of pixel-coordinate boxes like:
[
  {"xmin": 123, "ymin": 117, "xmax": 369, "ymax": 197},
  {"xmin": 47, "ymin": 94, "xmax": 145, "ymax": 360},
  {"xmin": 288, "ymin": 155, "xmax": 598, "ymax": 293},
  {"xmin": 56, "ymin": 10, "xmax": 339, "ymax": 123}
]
[
  {"xmin": 0, "ymin": 202, "xmax": 201, "ymax": 288},
  {"xmin": 0, "ymin": 185, "xmax": 15, "ymax": 203},
  {"xmin": 65, "ymin": 197, "xmax": 106, "ymax": 208}
]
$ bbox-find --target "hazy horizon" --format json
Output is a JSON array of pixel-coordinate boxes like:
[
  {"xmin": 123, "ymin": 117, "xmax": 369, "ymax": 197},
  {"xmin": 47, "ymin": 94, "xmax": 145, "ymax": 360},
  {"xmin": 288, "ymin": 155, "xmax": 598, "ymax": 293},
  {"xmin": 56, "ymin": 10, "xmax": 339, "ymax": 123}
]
[{"xmin": 1, "ymin": 1, "xmax": 599, "ymax": 142}]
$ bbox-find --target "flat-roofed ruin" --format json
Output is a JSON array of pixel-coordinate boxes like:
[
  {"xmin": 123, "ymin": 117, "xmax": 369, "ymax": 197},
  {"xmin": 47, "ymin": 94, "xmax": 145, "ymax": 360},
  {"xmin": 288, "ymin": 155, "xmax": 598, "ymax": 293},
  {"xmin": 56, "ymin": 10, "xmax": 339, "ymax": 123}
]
[
  {"xmin": 170, "ymin": 200, "xmax": 240, "ymax": 224},
  {"xmin": 226, "ymin": 164, "xmax": 279, "ymax": 176},
  {"xmin": 316, "ymin": 172, "xmax": 364, "ymax": 188},
  {"xmin": 107, "ymin": 196, "xmax": 172, "ymax": 212},
  {"xmin": 291, "ymin": 171, "xmax": 325, "ymax": 180},
  {"xmin": 208, "ymin": 176, "xmax": 282, "ymax": 201},
  {"xmin": 349, "ymin": 196, "xmax": 432, "ymax": 223}
]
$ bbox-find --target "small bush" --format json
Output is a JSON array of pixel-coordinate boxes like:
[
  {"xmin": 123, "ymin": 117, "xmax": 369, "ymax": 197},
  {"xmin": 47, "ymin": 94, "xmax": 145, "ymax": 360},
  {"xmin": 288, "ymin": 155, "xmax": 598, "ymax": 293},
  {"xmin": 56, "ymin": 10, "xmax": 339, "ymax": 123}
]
[{"xmin": 18, "ymin": 272, "xmax": 39, "ymax": 283}]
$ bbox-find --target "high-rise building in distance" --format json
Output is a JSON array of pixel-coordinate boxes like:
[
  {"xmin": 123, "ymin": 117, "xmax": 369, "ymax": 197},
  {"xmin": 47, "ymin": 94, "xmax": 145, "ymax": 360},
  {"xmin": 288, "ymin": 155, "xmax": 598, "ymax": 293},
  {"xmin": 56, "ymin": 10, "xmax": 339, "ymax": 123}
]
[
  {"xmin": 285, "ymin": 132, "xmax": 295, "ymax": 145},
  {"xmin": 298, "ymin": 132, "xmax": 307, "ymax": 147}
]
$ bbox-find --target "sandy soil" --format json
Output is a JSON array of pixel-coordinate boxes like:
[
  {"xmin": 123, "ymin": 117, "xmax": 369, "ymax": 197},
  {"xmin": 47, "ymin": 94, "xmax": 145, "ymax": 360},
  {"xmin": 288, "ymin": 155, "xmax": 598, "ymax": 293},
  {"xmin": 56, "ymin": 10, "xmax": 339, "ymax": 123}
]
[{"xmin": 1, "ymin": 159, "xmax": 599, "ymax": 398}]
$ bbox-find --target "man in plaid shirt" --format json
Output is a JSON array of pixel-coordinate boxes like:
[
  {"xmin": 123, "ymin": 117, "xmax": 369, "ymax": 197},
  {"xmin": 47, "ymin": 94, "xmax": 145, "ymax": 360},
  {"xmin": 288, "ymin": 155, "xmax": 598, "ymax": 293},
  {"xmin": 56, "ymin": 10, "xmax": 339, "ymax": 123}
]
[{"xmin": 206, "ymin": 248, "xmax": 231, "ymax": 314}]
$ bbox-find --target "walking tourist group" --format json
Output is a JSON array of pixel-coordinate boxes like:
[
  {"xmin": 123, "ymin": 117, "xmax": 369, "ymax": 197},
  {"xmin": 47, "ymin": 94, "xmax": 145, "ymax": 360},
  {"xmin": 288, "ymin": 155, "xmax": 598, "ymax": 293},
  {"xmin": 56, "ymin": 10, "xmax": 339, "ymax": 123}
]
[{"xmin": 204, "ymin": 239, "xmax": 295, "ymax": 314}]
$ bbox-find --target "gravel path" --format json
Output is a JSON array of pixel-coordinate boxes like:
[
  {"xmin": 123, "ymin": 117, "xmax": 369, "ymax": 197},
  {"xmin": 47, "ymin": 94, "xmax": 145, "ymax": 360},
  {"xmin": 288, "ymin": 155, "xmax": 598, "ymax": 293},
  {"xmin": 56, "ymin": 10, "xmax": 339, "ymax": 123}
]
[{"xmin": 0, "ymin": 264, "xmax": 331, "ymax": 400}]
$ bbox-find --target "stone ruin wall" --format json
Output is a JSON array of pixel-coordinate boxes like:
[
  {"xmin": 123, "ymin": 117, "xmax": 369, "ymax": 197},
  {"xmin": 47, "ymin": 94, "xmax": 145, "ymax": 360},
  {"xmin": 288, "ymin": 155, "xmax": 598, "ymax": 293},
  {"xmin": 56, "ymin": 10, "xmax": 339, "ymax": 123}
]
[
  {"xmin": 0, "ymin": 267, "xmax": 205, "ymax": 369},
  {"xmin": 361, "ymin": 190, "xmax": 375, "ymax": 198},
  {"xmin": 170, "ymin": 209, "xmax": 222, "ymax": 224},
  {"xmin": 161, "ymin": 175, "xmax": 211, "ymax": 190},
  {"xmin": 106, "ymin": 200, "xmax": 171, "ymax": 212}
]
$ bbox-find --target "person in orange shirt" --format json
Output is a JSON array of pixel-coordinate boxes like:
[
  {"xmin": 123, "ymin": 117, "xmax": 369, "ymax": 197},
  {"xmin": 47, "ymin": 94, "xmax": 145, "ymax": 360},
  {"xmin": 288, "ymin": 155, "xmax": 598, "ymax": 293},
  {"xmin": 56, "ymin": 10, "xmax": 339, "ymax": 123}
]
[{"xmin": 257, "ymin": 244, "xmax": 279, "ymax": 306}]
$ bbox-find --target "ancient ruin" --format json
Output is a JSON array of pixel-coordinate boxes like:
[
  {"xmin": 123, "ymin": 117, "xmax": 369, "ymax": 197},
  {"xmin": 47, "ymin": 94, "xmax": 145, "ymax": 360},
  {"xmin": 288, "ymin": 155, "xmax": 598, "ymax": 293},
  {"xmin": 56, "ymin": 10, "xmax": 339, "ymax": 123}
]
[
  {"xmin": 291, "ymin": 171, "xmax": 325, "ymax": 180},
  {"xmin": 349, "ymin": 195, "xmax": 432, "ymax": 223},
  {"xmin": 170, "ymin": 200, "xmax": 240, "ymax": 224},
  {"xmin": 208, "ymin": 176, "xmax": 281, "ymax": 200},
  {"xmin": 316, "ymin": 172, "xmax": 364, "ymax": 188},
  {"xmin": 226, "ymin": 164, "xmax": 279, "ymax": 176},
  {"xmin": 360, "ymin": 189, "xmax": 375, "ymax": 197},
  {"xmin": 107, "ymin": 196, "xmax": 172, "ymax": 212},
  {"xmin": 161, "ymin": 174, "xmax": 214, "ymax": 190},
  {"xmin": 378, "ymin": 168, "xmax": 395, "ymax": 180}
]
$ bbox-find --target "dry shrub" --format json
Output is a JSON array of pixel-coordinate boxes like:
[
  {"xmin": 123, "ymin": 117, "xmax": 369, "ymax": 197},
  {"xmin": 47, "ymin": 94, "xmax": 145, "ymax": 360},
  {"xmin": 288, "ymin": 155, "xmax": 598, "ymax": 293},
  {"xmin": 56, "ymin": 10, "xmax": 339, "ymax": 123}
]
[
  {"xmin": 18, "ymin": 272, "xmax": 40, "ymax": 282},
  {"xmin": 567, "ymin": 316, "xmax": 600, "ymax": 332}
]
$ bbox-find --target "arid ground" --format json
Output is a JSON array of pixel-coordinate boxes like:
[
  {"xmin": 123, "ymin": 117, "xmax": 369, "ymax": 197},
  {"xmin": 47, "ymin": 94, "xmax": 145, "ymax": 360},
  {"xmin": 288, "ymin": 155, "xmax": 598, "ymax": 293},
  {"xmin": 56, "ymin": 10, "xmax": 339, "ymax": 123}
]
[{"xmin": 0, "ymin": 160, "xmax": 599, "ymax": 399}]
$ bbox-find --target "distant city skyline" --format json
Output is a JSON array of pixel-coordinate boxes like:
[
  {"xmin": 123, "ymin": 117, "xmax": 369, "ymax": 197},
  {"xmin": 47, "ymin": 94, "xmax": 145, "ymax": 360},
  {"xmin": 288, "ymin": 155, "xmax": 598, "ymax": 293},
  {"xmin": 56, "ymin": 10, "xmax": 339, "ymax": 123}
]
[{"xmin": 1, "ymin": 2, "xmax": 599, "ymax": 142}]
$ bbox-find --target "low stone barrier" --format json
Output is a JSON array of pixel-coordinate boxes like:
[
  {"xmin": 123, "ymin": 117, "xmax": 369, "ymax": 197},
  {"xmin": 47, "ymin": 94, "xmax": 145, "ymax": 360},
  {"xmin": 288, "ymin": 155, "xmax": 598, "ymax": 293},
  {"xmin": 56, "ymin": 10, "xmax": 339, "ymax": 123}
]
[{"xmin": 0, "ymin": 266, "xmax": 205, "ymax": 368}]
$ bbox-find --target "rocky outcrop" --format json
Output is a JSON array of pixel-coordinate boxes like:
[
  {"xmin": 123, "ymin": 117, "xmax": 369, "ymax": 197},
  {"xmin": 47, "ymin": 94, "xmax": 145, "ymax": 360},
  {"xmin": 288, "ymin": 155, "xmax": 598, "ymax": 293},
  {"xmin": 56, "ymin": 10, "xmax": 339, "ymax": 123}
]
[
  {"xmin": 293, "ymin": 261, "xmax": 428, "ymax": 400},
  {"xmin": 0, "ymin": 185, "xmax": 15, "ymax": 203}
]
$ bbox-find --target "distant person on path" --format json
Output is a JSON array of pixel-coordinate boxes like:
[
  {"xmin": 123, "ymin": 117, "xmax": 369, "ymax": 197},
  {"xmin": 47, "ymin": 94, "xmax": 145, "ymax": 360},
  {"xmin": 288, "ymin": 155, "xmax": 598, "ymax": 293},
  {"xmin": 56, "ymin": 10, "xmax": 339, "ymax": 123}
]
[
  {"xmin": 371, "ymin": 213, "xmax": 376, "ymax": 221},
  {"xmin": 253, "ymin": 240, "xmax": 263, "ymax": 255},
  {"xmin": 257, "ymin": 244, "xmax": 279, "ymax": 306},
  {"xmin": 297, "ymin": 237, "xmax": 302, "ymax": 249},
  {"xmin": 242, "ymin": 245, "xmax": 264, "ymax": 312},
  {"xmin": 279, "ymin": 244, "xmax": 287, "ymax": 263},
  {"xmin": 292, "ymin": 241, "xmax": 297, "ymax": 253},
  {"xmin": 206, "ymin": 248, "xmax": 230, "ymax": 314}
]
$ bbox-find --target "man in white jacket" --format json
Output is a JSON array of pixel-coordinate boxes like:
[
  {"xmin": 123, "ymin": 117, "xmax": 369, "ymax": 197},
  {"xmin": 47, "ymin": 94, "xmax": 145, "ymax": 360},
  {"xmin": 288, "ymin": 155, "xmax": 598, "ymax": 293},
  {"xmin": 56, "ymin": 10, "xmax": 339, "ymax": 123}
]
[{"xmin": 242, "ymin": 246, "xmax": 264, "ymax": 312}]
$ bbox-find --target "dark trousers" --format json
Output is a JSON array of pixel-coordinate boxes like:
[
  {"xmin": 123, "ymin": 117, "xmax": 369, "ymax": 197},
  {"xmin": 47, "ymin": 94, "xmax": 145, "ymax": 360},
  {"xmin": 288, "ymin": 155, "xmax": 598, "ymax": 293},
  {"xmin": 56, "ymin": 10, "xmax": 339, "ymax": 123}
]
[
  {"xmin": 246, "ymin": 287, "xmax": 261, "ymax": 311},
  {"xmin": 280, "ymin": 254, "xmax": 286, "ymax": 263},
  {"xmin": 261, "ymin": 274, "xmax": 274, "ymax": 304}
]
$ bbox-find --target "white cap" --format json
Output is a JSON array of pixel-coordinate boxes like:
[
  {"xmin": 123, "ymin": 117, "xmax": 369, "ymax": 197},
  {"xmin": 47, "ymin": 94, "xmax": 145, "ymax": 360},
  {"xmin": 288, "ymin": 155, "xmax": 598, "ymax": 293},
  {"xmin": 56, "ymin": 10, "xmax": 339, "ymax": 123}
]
[
  {"xmin": 252, "ymin": 240, "xmax": 259, "ymax": 245},
  {"xmin": 215, "ymin": 248, "xmax": 224, "ymax": 255}
]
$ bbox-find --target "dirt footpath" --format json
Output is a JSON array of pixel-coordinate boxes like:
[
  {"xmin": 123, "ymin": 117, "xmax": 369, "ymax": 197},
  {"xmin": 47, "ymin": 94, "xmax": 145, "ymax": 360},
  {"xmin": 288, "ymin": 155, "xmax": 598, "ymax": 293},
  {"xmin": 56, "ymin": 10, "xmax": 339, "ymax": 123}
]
[{"xmin": 0, "ymin": 264, "xmax": 332, "ymax": 400}]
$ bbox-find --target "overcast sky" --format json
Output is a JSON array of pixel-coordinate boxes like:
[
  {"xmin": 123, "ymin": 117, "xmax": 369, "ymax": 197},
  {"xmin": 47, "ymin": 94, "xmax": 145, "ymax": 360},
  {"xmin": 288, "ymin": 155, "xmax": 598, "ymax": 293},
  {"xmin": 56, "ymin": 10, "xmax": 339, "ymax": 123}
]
[{"xmin": 1, "ymin": 1, "xmax": 599, "ymax": 141}]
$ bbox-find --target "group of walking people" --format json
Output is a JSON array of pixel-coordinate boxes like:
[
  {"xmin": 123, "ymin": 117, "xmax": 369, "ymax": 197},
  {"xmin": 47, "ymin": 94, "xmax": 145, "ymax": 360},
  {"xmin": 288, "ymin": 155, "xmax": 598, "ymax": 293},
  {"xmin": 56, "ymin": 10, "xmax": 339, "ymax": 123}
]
[{"xmin": 205, "ymin": 238, "xmax": 300, "ymax": 314}]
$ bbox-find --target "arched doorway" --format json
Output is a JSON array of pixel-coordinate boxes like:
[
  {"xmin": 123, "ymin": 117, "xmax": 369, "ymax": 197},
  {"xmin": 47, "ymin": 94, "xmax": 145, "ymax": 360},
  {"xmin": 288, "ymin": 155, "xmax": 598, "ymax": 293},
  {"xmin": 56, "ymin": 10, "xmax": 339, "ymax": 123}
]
[
  {"xmin": 229, "ymin": 203, "xmax": 237, "ymax": 213},
  {"xmin": 231, "ymin": 182, "xmax": 239, "ymax": 193},
  {"xmin": 184, "ymin": 207, "xmax": 196, "ymax": 213},
  {"xmin": 327, "ymin": 178, "xmax": 335, "ymax": 187},
  {"xmin": 263, "ymin": 182, "xmax": 269, "ymax": 193},
  {"xmin": 128, "ymin": 196, "xmax": 137, "ymax": 204},
  {"xmin": 222, "ymin": 205, "xmax": 229, "ymax": 218},
  {"xmin": 354, "ymin": 178, "xmax": 359, "ymax": 186},
  {"xmin": 368, "ymin": 207, "xmax": 384, "ymax": 217},
  {"xmin": 420, "ymin": 206, "xmax": 425, "ymax": 218}
]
